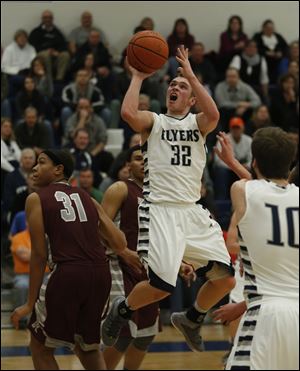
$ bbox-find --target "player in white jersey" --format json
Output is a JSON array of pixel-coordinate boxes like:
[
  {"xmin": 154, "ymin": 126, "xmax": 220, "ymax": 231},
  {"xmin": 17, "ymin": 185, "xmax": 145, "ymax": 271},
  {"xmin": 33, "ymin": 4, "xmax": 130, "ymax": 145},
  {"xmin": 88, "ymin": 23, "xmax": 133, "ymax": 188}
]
[
  {"xmin": 216, "ymin": 127, "xmax": 299, "ymax": 370},
  {"xmin": 101, "ymin": 46, "xmax": 235, "ymax": 351}
]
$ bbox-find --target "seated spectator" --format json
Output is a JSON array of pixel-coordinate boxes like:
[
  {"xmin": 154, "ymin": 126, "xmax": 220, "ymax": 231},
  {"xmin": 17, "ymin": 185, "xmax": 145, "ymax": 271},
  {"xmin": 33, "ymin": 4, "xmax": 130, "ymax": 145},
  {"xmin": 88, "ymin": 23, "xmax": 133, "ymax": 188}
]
[
  {"xmin": 99, "ymin": 152, "xmax": 130, "ymax": 193},
  {"xmin": 1, "ymin": 29, "xmax": 36, "ymax": 96},
  {"xmin": 230, "ymin": 40, "xmax": 269, "ymax": 102},
  {"xmin": 278, "ymin": 41, "xmax": 299, "ymax": 76},
  {"xmin": 15, "ymin": 107, "xmax": 52, "ymax": 153},
  {"xmin": 246, "ymin": 104, "xmax": 273, "ymax": 136},
  {"xmin": 77, "ymin": 167, "xmax": 103, "ymax": 203},
  {"xmin": 1, "ymin": 118, "xmax": 21, "ymax": 173},
  {"xmin": 29, "ymin": 56, "xmax": 54, "ymax": 98},
  {"xmin": 9, "ymin": 211, "xmax": 26, "ymax": 239},
  {"xmin": 218, "ymin": 15, "xmax": 248, "ymax": 77},
  {"xmin": 138, "ymin": 16, "xmax": 155, "ymax": 30},
  {"xmin": 64, "ymin": 98, "xmax": 113, "ymax": 183},
  {"xmin": 61, "ymin": 69, "xmax": 111, "ymax": 129},
  {"xmin": 287, "ymin": 61, "xmax": 299, "ymax": 85},
  {"xmin": 213, "ymin": 117, "xmax": 252, "ymax": 200},
  {"xmin": 68, "ymin": 11, "xmax": 108, "ymax": 56},
  {"xmin": 1, "ymin": 118, "xmax": 21, "ymax": 197},
  {"xmin": 1, "ymin": 72, "xmax": 11, "ymax": 118},
  {"xmin": 2, "ymin": 148, "xmax": 36, "ymax": 224},
  {"xmin": 270, "ymin": 73, "xmax": 298, "ymax": 131},
  {"xmin": 167, "ymin": 18, "xmax": 195, "ymax": 78},
  {"xmin": 68, "ymin": 128, "xmax": 93, "ymax": 179},
  {"xmin": 215, "ymin": 67, "xmax": 261, "ymax": 130},
  {"xmin": 189, "ymin": 42, "xmax": 217, "ymax": 92},
  {"xmin": 29, "ymin": 10, "xmax": 70, "ymax": 81},
  {"xmin": 253, "ymin": 19, "xmax": 288, "ymax": 84},
  {"xmin": 71, "ymin": 30, "xmax": 114, "ymax": 102},
  {"xmin": 10, "ymin": 224, "xmax": 49, "ymax": 328},
  {"xmin": 15, "ymin": 76, "xmax": 47, "ymax": 122}
]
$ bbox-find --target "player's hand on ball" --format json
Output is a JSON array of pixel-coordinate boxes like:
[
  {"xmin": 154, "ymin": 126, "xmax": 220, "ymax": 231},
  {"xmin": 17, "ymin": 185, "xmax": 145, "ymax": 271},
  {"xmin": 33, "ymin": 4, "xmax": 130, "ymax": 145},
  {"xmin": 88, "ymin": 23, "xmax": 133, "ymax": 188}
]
[
  {"xmin": 126, "ymin": 57, "xmax": 156, "ymax": 80},
  {"xmin": 176, "ymin": 45, "xmax": 194, "ymax": 79}
]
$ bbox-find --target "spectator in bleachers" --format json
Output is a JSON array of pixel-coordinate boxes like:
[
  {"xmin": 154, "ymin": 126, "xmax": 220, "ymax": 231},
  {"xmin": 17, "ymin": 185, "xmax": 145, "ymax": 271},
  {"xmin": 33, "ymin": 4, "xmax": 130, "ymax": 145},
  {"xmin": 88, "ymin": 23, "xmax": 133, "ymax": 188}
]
[
  {"xmin": 230, "ymin": 40, "xmax": 269, "ymax": 102},
  {"xmin": 68, "ymin": 128, "xmax": 93, "ymax": 179},
  {"xmin": 1, "ymin": 118, "xmax": 21, "ymax": 197},
  {"xmin": 28, "ymin": 10, "xmax": 70, "ymax": 81},
  {"xmin": 61, "ymin": 69, "xmax": 111, "ymax": 129},
  {"xmin": 1, "ymin": 118, "xmax": 21, "ymax": 173},
  {"xmin": 1, "ymin": 29, "xmax": 36, "ymax": 100},
  {"xmin": 287, "ymin": 61, "xmax": 299, "ymax": 85},
  {"xmin": 213, "ymin": 117, "xmax": 252, "ymax": 200},
  {"xmin": 72, "ymin": 30, "xmax": 115, "ymax": 102},
  {"xmin": 15, "ymin": 76, "xmax": 47, "ymax": 122},
  {"xmin": 64, "ymin": 98, "xmax": 113, "ymax": 183},
  {"xmin": 99, "ymin": 152, "xmax": 130, "ymax": 193},
  {"xmin": 68, "ymin": 11, "xmax": 108, "ymax": 56},
  {"xmin": 253, "ymin": 19, "xmax": 288, "ymax": 84},
  {"xmin": 64, "ymin": 98, "xmax": 107, "ymax": 151},
  {"xmin": 9, "ymin": 211, "xmax": 26, "ymax": 239},
  {"xmin": 2, "ymin": 148, "xmax": 35, "ymax": 224},
  {"xmin": 246, "ymin": 104, "xmax": 273, "ymax": 136},
  {"xmin": 218, "ymin": 15, "xmax": 248, "ymax": 77},
  {"xmin": 139, "ymin": 16, "xmax": 155, "ymax": 30},
  {"xmin": 215, "ymin": 67, "xmax": 261, "ymax": 129},
  {"xmin": 29, "ymin": 56, "xmax": 54, "ymax": 98},
  {"xmin": 278, "ymin": 41, "xmax": 299, "ymax": 76},
  {"xmin": 1, "ymin": 72, "xmax": 11, "ymax": 118},
  {"xmin": 15, "ymin": 107, "xmax": 51, "ymax": 153},
  {"xmin": 77, "ymin": 167, "xmax": 103, "ymax": 203},
  {"xmin": 270, "ymin": 73, "xmax": 298, "ymax": 132},
  {"xmin": 189, "ymin": 42, "xmax": 217, "ymax": 92},
  {"xmin": 167, "ymin": 18, "xmax": 195, "ymax": 78}
]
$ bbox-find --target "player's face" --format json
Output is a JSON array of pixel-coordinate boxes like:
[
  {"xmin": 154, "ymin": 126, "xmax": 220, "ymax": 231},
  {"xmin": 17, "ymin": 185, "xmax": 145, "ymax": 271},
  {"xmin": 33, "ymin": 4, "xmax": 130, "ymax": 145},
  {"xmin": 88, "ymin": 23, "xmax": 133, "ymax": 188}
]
[
  {"xmin": 32, "ymin": 153, "xmax": 61, "ymax": 187},
  {"xmin": 167, "ymin": 78, "xmax": 195, "ymax": 114},
  {"xmin": 128, "ymin": 150, "xmax": 144, "ymax": 181}
]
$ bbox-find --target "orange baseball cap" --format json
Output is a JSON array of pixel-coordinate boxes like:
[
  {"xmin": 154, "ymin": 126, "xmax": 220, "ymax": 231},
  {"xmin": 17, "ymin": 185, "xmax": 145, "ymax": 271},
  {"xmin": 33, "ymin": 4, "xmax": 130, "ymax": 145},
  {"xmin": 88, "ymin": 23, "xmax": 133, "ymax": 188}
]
[{"xmin": 229, "ymin": 117, "xmax": 244, "ymax": 128}]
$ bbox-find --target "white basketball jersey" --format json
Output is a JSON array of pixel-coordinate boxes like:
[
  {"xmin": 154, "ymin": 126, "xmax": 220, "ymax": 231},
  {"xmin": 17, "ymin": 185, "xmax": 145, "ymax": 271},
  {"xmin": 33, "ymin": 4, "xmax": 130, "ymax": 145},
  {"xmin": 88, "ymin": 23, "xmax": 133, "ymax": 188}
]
[
  {"xmin": 142, "ymin": 112, "xmax": 206, "ymax": 204},
  {"xmin": 238, "ymin": 179, "xmax": 299, "ymax": 306}
]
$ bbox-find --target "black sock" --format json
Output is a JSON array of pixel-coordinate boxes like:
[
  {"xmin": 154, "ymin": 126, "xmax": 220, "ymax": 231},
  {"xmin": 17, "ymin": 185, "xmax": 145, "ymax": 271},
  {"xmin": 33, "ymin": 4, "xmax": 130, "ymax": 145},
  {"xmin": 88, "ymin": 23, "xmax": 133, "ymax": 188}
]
[
  {"xmin": 186, "ymin": 306, "xmax": 206, "ymax": 324},
  {"xmin": 118, "ymin": 300, "xmax": 134, "ymax": 319}
]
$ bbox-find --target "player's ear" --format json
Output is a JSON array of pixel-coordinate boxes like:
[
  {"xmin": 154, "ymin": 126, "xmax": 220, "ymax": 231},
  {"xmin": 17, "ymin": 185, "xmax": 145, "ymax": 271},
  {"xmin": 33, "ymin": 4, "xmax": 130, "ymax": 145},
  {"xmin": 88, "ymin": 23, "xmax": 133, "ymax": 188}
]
[
  {"xmin": 56, "ymin": 164, "xmax": 65, "ymax": 176},
  {"xmin": 190, "ymin": 96, "xmax": 196, "ymax": 106}
]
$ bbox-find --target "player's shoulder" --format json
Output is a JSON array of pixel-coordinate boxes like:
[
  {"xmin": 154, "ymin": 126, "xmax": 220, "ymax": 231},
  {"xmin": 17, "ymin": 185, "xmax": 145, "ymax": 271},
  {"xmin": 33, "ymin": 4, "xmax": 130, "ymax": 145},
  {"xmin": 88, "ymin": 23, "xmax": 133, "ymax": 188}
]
[
  {"xmin": 231, "ymin": 179, "xmax": 248, "ymax": 193},
  {"xmin": 104, "ymin": 181, "xmax": 128, "ymax": 199}
]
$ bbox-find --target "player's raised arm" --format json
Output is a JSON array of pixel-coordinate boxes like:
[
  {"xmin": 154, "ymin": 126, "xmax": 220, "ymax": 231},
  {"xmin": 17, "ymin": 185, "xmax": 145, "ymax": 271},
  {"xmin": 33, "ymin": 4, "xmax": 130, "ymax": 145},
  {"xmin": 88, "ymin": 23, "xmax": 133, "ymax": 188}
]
[
  {"xmin": 121, "ymin": 61, "xmax": 155, "ymax": 134},
  {"xmin": 176, "ymin": 45, "xmax": 220, "ymax": 137}
]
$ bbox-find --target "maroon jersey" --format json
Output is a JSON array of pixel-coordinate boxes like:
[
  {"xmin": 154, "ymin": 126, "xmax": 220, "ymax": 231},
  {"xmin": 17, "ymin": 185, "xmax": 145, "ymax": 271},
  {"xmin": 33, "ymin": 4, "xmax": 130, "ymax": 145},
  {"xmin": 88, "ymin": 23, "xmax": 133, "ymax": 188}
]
[
  {"xmin": 38, "ymin": 182, "xmax": 107, "ymax": 265},
  {"xmin": 119, "ymin": 179, "xmax": 143, "ymax": 252}
]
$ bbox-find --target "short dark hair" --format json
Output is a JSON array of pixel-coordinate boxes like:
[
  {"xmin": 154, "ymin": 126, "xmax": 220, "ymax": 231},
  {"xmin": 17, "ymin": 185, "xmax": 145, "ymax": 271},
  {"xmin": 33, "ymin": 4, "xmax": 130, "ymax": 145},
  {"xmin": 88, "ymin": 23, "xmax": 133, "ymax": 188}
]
[
  {"xmin": 42, "ymin": 149, "xmax": 75, "ymax": 179},
  {"xmin": 252, "ymin": 127, "xmax": 297, "ymax": 179},
  {"xmin": 126, "ymin": 145, "xmax": 141, "ymax": 162}
]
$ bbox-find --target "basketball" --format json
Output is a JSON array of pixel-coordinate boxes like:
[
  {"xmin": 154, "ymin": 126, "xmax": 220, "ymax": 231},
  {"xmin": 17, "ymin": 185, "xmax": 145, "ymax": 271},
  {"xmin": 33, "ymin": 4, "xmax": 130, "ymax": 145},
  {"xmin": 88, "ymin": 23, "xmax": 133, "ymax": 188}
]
[{"xmin": 127, "ymin": 30, "xmax": 169, "ymax": 73}]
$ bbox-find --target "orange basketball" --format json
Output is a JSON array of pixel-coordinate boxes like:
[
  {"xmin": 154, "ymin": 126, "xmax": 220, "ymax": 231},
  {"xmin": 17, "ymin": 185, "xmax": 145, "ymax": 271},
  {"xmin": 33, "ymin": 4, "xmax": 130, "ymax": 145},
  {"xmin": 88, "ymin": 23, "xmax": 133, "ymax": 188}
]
[{"xmin": 127, "ymin": 30, "xmax": 169, "ymax": 73}]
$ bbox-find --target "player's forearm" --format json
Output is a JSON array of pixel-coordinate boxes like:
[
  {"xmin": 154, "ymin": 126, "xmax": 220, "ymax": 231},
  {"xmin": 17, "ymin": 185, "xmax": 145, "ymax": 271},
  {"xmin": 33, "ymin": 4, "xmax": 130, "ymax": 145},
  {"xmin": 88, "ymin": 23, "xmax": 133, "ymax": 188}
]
[
  {"xmin": 188, "ymin": 75, "xmax": 219, "ymax": 121},
  {"xmin": 27, "ymin": 253, "xmax": 47, "ymax": 309},
  {"xmin": 121, "ymin": 76, "xmax": 143, "ymax": 121}
]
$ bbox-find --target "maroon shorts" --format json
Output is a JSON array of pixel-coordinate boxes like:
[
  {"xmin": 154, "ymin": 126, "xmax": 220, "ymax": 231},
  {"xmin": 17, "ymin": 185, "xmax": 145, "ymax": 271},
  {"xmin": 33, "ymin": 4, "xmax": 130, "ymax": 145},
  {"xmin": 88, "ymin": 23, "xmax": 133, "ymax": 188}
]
[{"xmin": 28, "ymin": 262, "xmax": 111, "ymax": 350}]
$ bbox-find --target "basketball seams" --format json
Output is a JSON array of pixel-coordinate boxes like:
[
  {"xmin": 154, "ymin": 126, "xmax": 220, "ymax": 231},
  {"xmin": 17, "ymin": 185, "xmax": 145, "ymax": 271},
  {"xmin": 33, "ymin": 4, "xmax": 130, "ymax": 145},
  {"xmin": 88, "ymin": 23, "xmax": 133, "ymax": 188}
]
[
  {"xmin": 129, "ymin": 45, "xmax": 157, "ymax": 72},
  {"xmin": 128, "ymin": 42, "xmax": 168, "ymax": 61}
]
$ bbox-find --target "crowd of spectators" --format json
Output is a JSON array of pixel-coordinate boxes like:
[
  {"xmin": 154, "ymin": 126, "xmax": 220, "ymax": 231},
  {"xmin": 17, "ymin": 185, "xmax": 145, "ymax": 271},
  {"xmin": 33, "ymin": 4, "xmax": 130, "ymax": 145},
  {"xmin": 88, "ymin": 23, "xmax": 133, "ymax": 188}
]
[{"xmin": 1, "ymin": 10, "xmax": 298, "ymax": 314}]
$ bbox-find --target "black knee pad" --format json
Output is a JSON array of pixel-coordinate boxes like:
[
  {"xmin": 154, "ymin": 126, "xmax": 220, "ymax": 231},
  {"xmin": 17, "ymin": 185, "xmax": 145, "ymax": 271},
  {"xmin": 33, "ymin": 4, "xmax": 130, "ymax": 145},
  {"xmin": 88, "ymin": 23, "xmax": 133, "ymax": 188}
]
[
  {"xmin": 132, "ymin": 335, "xmax": 155, "ymax": 351},
  {"xmin": 196, "ymin": 261, "xmax": 235, "ymax": 280},
  {"xmin": 114, "ymin": 336, "xmax": 133, "ymax": 353}
]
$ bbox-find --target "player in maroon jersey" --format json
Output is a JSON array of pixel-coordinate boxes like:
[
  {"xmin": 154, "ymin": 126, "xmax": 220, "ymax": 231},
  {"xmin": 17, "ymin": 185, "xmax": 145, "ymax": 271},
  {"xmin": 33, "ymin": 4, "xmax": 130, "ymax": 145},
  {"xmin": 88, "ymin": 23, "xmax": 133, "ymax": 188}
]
[
  {"xmin": 11, "ymin": 149, "xmax": 141, "ymax": 370},
  {"xmin": 101, "ymin": 145, "xmax": 195, "ymax": 370}
]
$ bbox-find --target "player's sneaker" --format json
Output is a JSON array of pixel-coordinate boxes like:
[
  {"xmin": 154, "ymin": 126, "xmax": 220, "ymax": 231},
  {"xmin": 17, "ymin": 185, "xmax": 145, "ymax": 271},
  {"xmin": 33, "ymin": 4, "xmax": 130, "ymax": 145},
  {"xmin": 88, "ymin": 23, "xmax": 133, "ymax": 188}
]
[
  {"xmin": 171, "ymin": 311, "xmax": 205, "ymax": 352},
  {"xmin": 101, "ymin": 296, "xmax": 129, "ymax": 346}
]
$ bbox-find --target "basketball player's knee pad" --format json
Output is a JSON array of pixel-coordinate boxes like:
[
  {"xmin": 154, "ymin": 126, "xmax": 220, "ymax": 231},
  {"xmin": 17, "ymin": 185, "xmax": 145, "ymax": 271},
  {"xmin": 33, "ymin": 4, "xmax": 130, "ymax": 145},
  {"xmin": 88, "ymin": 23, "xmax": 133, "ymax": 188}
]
[
  {"xmin": 197, "ymin": 261, "xmax": 234, "ymax": 281},
  {"xmin": 132, "ymin": 335, "xmax": 155, "ymax": 351},
  {"xmin": 114, "ymin": 336, "xmax": 133, "ymax": 353}
]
